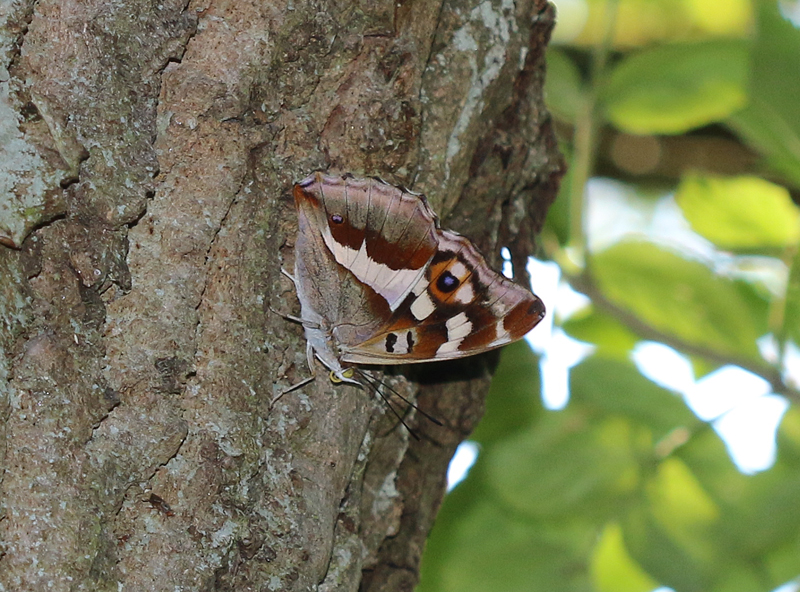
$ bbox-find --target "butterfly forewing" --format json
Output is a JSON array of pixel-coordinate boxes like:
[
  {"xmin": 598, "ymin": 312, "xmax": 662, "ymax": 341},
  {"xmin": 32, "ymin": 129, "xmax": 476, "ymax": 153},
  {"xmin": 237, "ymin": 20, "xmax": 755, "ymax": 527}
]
[{"xmin": 296, "ymin": 175, "xmax": 438, "ymax": 312}]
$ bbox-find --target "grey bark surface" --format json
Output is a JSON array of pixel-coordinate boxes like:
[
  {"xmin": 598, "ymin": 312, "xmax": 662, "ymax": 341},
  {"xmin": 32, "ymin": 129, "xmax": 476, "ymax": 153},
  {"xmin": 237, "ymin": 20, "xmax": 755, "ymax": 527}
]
[{"xmin": 0, "ymin": 0, "xmax": 562, "ymax": 590}]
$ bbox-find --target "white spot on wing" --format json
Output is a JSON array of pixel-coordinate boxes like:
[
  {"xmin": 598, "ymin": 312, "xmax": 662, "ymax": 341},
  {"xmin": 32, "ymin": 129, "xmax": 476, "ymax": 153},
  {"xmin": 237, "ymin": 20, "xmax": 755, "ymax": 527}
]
[
  {"xmin": 437, "ymin": 313, "xmax": 473, "ymax": 355},
  {"xmin": 412, "ymin": 277, "xmax": 428, "ymax": 296},
  {"xmin": 320, "ymin": 233, "xmax": 423, "ymax": 310},
  {"xmin": 394, "ymin": 331, "xmax": 413, "ymax": 354},
  {"xmin": 490, "ymin": 322, "xmax": 510, "ymax": 347},
  {"xmin": 437, "ymin": 340, "xmax": 461, "ymax": 355},
  {"xmin": 452, "ymin": 281, "xmax": 475, "ymax": 304},
  {"xmin": 446, "ymin": 313, "xmax": 472, "ymax": 340},
  {"xmin": 450, "ymin": 261, "xmax": 468, "ymax": 279},
  {"xmin": 411, "ymin": 291, "xmax": 436, "ymax": 320}
]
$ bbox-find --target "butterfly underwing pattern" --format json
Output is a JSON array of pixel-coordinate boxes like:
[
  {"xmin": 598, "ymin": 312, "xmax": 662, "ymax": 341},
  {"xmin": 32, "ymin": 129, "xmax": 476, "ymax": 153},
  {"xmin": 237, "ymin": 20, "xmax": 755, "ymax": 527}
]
[{"xmin": 291, "ymin": 172, "xmax": 545, "ymax": 385}]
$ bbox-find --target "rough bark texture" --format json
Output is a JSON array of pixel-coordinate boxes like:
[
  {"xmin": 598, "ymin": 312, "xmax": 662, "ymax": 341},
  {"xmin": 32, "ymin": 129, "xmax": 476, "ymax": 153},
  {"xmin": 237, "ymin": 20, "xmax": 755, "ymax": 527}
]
[{"xmin": 0, "ymin": 0, "xmax": 562, "ymax": 590}]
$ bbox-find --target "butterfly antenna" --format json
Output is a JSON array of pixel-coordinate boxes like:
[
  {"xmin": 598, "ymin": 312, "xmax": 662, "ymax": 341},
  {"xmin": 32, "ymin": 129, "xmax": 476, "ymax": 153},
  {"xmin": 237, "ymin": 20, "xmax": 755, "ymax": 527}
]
[
  {"xmin": 353, "ymin": 368, "xmax": 443, "ymax": 428},
  {"xmin": 354, "ymin": 369, "xmax": 420, "ymax": 440},
  {"xmin": 360, "ymin": 369, "xmax": 443, "ymax": 427}
]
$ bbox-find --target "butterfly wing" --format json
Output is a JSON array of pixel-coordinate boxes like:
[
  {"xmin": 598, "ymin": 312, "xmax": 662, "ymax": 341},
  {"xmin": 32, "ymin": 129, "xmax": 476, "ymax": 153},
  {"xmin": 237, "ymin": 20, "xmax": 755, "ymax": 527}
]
[
  {"xmin": 294, "ymin": 173, "xmax": 440, "ymax": 345},
  {"xmin": 294, "ymin": 172, "xmax": 545, "ymax": 366},
  {"xmin": 339, "ymin": 229, "xmax": 545, "ymax": 364}
]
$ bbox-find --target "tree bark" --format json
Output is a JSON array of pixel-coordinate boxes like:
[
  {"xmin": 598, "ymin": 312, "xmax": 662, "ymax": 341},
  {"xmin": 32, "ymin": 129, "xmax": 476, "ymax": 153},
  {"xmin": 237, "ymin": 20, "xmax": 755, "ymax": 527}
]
[{"xmin": 0, "ymin": 0, "xmax": 562, "ymax": 590}]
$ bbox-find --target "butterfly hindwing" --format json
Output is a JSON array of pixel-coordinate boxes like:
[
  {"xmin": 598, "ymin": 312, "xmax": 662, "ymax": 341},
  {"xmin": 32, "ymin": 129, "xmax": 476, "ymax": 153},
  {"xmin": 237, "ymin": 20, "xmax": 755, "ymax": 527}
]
[{"xmin": 341, "ymin": 231, "xmax": 545, "ymax": 364}]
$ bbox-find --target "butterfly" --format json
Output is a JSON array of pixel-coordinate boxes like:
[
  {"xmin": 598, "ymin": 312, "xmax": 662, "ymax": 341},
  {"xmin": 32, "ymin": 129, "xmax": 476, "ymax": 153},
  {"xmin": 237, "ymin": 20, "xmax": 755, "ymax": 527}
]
[{"xmin": 289, "ymin": 172, "xmax": 545, "ymax": 386}]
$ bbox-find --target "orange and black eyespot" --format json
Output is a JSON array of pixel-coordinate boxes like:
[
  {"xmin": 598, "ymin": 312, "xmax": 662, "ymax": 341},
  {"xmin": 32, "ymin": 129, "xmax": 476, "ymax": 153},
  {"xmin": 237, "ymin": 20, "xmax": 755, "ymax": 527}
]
[{"xmin": 436, "ymin": 270, "xmax": 459, "ymax": 293}]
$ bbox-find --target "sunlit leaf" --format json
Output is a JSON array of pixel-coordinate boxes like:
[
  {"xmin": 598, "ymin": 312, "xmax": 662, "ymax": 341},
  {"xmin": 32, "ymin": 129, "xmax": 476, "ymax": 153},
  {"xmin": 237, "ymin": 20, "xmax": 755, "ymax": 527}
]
[
  {"xmin": 592, "ymin": 522, "xmax": 660, "ymax": 592},
  {"xmin": 681, "ymin": 0, "xmax": 752, "ymax": 36},
  {"xmin": 676, "ymin": 174, "xmax": 800, "ymax": 249},
  {"xmin": 602, "ymin": 40, "xmax": 748, "ymax": 134},
  {"xmin": 591, "ymin": 240, "xmax": 770, "ymax": 363},
  {"xmin": 554, "ymin": 0, "xmax": 751, "ymax": 48}
]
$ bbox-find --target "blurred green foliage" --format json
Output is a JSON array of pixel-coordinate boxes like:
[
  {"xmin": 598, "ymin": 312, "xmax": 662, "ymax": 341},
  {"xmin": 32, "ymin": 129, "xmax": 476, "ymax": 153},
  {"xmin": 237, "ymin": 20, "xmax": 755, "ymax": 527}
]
[{"xmin": 419, "ymin": 1, "xmax": 800, "ymax": 591}]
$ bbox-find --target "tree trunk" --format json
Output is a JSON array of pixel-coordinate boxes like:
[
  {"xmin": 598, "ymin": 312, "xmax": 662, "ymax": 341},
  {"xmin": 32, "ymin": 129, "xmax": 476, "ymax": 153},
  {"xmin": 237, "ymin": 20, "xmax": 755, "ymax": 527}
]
[{"xmin": 0, "ymin": 0, "xmax": 561, "ymax": 590}]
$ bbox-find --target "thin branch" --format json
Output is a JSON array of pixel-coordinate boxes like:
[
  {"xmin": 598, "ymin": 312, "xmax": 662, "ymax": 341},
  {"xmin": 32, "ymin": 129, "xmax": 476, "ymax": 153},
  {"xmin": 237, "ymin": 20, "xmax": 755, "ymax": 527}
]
[{"xmin": 570, "ymin": 272, "xmax": 800, "ymax": 405}]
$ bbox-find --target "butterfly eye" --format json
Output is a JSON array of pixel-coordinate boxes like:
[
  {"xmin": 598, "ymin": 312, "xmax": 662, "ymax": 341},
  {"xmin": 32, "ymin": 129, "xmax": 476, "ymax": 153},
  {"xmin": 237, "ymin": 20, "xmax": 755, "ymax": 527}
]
[
  {"xmin": 436, "ymin": 270, "xmax": 459, "ymax": 293},
  {"xmin": 330, "ymin": 214, "xmax": 344, "ymax": 224},
  {"xmin": 329, "ymin": 368, "xmax": 355, "ymax": 383}
]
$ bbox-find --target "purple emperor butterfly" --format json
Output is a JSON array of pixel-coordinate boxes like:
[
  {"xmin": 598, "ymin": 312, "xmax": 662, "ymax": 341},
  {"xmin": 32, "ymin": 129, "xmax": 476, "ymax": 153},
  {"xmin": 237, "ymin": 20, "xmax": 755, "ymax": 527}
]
[{"xmin": 291, "ymin": 172, "xmax": 545, "ymax": 385}]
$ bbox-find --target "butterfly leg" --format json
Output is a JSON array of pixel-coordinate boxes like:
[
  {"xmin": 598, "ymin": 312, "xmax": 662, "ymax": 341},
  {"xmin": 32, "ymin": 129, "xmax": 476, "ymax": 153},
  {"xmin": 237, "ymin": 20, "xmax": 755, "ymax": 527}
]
[
  {"xmin": 270, "ymin": 307, "xmax": 304, "ymax": 324},
  {"xmin": 270, "ymin": 374, "xmax": 315, "ymax": 410},
  {"xmin": 269, "ymin": 307, "xmax": 321, "ymax": 331},
  {"xmin": 270, "ymin": 342, "xmax": 318, "ymax": 409},
  {"xmin": 306, "ymin": 341, "xmax": 316, "ymax": 375},
  {"xmin": 280, "ymin": 267, "xmax": 298, "ymax": 287}
]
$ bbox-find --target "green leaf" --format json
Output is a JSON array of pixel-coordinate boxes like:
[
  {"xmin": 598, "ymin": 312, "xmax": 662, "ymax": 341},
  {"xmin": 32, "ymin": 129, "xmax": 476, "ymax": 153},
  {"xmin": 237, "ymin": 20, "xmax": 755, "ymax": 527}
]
[
  {"xmin": 591, "ymin": 240, "xmax": 770, "ymax": 364},
  {"xmin": 419, "ymin": 461, "xmax": 595, "ymax": 592},
  {"xmin": 782, "ymin": 247, "xmax": 800, "ymax": 345},
  {"xmin": 711, "ymin": 565, "xmax": 771, "ymax": 592},
  {"xmin": 562, "ymin": 307, "xmax": 641, "ymax": 361},
  {"xmin": 674, "ymin": 414, "xmax": 800, "ymax": 587},
  {"xmin": 728, "ymin": 1, "xmax": 800, "ymax": 187},
  {"xmin": 675, "ymin": 173, "xmax": 800, "ymax": 250},
  {"xmin": 571, "ymin": 357, "xmax": 698, "ymax": 438},
  {"xmin": 602, "ymin": 40, "xmax": 748, "ymax": 134},
  {"xmin": 646, "ymin": 457, "xmax": 720, "ymax": 560},
  {"xmin": 543, "ymin": 143, "xmax": 573, "ymax": 246},
  {"xmin": 688, "ymin": 355, "xmax": 721, "ymax": 381},
  {"xmin": 545, "ymin": 48, "xmax": 585, "ymax": 124},
  {"xmin": 475, "ymin": 341, "xmax": 542, "ymax": 445},
  {"xmin": 486, "ymin": 409, "xmax": 642, "ymax": 520},
  {"xmin": 623, "ymin": 503, "xmax": 709, "ymax": 592},
  {"xmin": 592, "ymin": 522, "xmax": 660, "ymax": 592}
]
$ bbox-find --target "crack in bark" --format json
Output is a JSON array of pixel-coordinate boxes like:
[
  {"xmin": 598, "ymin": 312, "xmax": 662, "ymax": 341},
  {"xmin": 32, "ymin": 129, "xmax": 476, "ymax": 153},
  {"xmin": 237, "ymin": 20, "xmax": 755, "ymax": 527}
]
[{"xmin": 411, "ymin": 0, "xmax": 448, "ymax": 187}]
